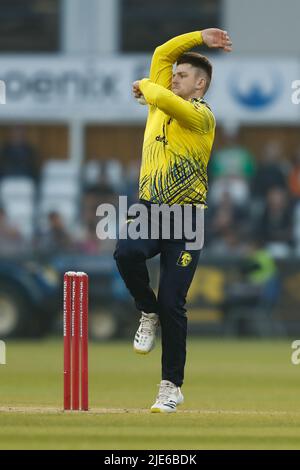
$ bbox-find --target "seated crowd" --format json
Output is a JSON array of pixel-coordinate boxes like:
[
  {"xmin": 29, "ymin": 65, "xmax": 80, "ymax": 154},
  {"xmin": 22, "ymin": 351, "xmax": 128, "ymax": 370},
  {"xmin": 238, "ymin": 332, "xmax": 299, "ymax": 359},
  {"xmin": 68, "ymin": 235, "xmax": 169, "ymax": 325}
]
[{"xmin": 0, "ymin": 126, "xmax": 300, "ymax": 259}]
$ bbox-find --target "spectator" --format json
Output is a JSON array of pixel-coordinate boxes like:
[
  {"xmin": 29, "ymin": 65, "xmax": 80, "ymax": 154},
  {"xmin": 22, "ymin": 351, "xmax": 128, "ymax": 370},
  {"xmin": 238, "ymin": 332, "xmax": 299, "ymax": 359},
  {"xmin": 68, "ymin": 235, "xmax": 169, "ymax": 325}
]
[
  {"xmin": 0, "ymin": 207, "xmax": 26, "ymax": 256},
  {"xmin": 208, "ymin": 229, "xmax": 245, "ymax": 257},
  {"xmin": 82, "ymin": 161, "xmax": 118, "ymax": 233},
  {"xmin": 206, "ymin": 191, "xmax": 249, "ymax": 245},
  {"xmin": 288, "ymin": 147, "xmax": 300, "ymax": 200},
  {"xmin": 208, "ymin": 129, "xmax": 255, "ymax": 206},
  {"xmin": 77, "ymin": 221, "xmax": 102, "ymax": 255},
  {"xmin": 0, "ymin": 126, "xmax": 39, "ymax": 182},
  {"xmin": 78, "ymin": 182, "xmax": 117, "ymax": 254},
  {"xmin": 209, "ymin": 129, "xmax": 256, "ymax": 181},
  {"xmin": 252, "ymin": 140, "xmax": 287, "ymax": 199},
  {"xmin": 77, "ymin": 221, "xmax": 116, "ymax": 255},
  {"xmin": 256, "ymin": 187, "xmax": 293, "ymax": 247},
  {"xmin": 222, "ymin": 238, "xmax": 281, "ymax": 336},
  {"xmin": 36, "ymin": 211, "xmax": 74, "ymax": 254}
]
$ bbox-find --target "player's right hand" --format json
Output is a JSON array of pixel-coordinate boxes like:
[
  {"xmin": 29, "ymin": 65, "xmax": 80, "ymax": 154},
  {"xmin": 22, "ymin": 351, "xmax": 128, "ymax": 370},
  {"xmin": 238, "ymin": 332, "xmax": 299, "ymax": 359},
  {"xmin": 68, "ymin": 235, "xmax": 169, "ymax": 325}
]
[
  {"xmin": 132, "ymin": 80, "xmax": 143, "ymax": 98},
  {"xmin": 201, "ymin": 28, "xmax": 232, "ymax": 52}
]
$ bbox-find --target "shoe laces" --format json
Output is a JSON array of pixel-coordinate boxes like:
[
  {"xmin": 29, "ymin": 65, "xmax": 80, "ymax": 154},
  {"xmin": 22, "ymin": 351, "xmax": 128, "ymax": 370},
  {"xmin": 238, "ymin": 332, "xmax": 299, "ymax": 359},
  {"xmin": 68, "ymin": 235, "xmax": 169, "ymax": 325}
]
[
  {"xmin": 139, "ymin": 313, "xmax": 157, "ymax": 335},
  {"xmin": 156, "ymin": 381, "xmax": 177, "ymax": 404}
]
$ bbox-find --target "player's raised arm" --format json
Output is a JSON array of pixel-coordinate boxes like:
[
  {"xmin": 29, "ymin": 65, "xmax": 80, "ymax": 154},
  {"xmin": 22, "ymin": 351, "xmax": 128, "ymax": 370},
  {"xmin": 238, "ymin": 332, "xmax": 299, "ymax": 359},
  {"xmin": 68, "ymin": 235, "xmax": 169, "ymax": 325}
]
[
  {"xmin": 149, "ymin": 28, "xmax": 232, "ymax": 89},
  {"xmin": 149, "ymin": 32, "xmax": 204, "ymax": 89},
  {"xmin": 134, "ymin": 28, "xmax": 232, "ymax": 105}
]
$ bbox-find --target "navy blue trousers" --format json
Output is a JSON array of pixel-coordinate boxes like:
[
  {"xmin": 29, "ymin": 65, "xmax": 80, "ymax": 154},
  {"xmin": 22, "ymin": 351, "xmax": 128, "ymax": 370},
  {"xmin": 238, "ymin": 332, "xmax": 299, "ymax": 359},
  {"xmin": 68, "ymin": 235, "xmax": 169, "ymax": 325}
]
[{"xmin": 113, "ymin": 201, "xmax": 201, "ymax": 387}]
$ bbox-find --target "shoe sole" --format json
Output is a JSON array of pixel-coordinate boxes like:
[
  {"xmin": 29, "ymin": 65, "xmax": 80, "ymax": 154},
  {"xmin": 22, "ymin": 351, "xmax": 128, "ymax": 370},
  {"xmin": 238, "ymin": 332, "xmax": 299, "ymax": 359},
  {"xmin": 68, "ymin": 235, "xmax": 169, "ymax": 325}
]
[
  {"xmin": 133, "ymin": 343, "xmax": 155, "ymax": 355},
  {"xmin": 133, "ymin": 347, "xmax": 150, "ymax": 355},
  {"xmin": 150, "ymin": 399, "xmax": 184, "ymax": 413},
  {"xmin": 151, "ymin": 407, "xmax": 176, "ymax": 413}
]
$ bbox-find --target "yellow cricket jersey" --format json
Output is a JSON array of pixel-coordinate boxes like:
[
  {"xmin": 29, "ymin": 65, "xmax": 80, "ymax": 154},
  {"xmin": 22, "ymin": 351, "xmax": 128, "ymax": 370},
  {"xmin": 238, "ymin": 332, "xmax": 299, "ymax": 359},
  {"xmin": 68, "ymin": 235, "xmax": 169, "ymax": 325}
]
[{"xmin": 138, "ymin": 31, "xmax": 216, "ymax": 206}]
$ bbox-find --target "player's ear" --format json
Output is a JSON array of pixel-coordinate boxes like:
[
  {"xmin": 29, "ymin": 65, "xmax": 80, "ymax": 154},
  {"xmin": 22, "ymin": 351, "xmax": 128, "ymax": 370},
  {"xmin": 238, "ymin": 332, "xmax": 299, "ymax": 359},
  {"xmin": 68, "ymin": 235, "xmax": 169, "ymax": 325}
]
[{"xmin": 195, "ymin": 76, "xmax": 206, "ymax": 91}]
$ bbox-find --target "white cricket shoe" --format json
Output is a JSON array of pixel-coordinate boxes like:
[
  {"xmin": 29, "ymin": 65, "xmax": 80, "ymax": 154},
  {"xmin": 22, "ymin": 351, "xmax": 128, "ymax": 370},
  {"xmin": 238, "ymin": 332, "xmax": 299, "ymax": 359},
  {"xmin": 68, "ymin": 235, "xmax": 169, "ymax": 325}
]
[
  {"xmin": 151, "ymin": 380, "xmax": 184, "ymax": 413},
  {"xmin": 133, "ymin": 312, "xmax": 159, "ymax": 354}
]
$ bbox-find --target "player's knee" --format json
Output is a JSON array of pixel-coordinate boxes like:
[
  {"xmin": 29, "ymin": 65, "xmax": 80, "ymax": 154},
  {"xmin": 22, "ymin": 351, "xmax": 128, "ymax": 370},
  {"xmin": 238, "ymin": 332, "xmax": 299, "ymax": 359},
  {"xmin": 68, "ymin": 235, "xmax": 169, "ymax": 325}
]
[{"xmin": 158, "ymin": 292, "xmax": 186, "ymax": 319}]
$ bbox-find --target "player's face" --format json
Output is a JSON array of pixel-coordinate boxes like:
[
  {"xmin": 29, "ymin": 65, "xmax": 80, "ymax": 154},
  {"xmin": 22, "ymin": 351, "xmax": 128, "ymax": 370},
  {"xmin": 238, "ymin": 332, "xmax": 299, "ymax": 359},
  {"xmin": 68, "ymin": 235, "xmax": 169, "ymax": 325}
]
[{"xmin": 172, "ymin": 63, "xmax": 204, "ymax": 100}]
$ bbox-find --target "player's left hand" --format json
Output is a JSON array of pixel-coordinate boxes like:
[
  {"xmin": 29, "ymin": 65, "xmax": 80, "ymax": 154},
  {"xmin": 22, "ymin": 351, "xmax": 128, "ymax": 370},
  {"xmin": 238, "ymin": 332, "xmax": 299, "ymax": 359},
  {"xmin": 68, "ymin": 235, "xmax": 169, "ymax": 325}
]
[{"xmin": 202, "ymin": 28, "xmax": 232, "ymax": 52}]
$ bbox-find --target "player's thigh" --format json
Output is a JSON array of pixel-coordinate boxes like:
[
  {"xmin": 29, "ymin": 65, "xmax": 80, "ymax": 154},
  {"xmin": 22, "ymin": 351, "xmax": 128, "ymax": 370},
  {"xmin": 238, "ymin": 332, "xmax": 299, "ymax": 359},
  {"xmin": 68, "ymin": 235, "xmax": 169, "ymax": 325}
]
[
  {"xmin": 158, "ymin": 241, "xmax": 201, "ymax": 305},
  {"xmin": 114, "ymin": 222, "xmax": 160, "ymax": 261}
]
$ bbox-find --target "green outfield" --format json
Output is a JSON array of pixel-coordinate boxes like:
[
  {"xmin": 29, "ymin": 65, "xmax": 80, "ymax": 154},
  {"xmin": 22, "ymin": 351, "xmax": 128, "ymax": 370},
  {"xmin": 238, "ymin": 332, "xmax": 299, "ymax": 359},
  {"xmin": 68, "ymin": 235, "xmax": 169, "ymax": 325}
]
[{"xmin": 0, "ymin": 338, "xmax": 299, "ymax": 450}]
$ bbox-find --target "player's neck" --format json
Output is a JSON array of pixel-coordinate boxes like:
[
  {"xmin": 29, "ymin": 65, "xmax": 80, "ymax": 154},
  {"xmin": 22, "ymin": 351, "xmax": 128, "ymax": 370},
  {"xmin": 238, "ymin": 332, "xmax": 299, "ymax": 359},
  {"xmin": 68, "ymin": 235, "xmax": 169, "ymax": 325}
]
[{"xmin": 185, "ymin": 92, "xmax": 204, "ymax": 101}]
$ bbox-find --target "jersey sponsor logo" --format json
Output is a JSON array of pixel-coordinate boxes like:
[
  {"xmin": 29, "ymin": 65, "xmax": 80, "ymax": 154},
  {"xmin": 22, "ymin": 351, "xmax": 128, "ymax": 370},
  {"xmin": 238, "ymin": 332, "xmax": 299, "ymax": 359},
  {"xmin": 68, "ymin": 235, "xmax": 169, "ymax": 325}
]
[
  {"xmin": 155, "ymin": 135, "xmax": 168, "ymax": 145},
  {"xmin": 177, "ymin": 251, "xmax": 192, "ymax": 267}
]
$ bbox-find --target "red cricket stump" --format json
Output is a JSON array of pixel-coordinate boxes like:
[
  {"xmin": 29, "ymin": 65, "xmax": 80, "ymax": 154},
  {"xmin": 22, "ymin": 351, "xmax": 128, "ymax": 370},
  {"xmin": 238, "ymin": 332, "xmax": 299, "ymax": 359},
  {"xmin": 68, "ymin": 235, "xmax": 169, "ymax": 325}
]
[
  {"xmin": 64, "ymin": 271, "xmax": 89, "ymax": 411},
  {"xmin": 63, "ymin": 272, "xmax": 75, "ymax": 410},
  {"xmin": 80, "ymin": 273, "xmax": 89, "ymax": 411},
  {"xmin": 71, "ymin": 275, "xmax": 80, "ymax": 410}
]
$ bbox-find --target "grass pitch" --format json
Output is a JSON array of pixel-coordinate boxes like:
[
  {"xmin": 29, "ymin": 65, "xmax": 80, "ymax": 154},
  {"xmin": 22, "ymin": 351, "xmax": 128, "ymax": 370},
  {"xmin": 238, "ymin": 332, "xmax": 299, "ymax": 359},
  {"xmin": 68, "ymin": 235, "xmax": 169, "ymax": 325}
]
[{"xmin": 0, "ymin": 338, "xmax": 299, "ymax": 449}]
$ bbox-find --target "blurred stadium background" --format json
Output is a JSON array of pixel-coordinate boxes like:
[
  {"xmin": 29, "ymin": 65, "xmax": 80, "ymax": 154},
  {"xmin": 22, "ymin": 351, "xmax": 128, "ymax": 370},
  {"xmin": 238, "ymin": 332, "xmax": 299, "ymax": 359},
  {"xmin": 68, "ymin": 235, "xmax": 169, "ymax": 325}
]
[{"xmin": 0, "ymin": 0, "xmax": 299, "ymax": 341}]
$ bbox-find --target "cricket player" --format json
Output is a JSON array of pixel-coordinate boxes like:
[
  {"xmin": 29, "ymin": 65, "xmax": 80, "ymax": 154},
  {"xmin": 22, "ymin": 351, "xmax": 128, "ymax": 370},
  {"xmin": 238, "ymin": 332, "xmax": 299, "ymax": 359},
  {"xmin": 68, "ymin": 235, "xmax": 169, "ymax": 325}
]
[{"xmin": 114, "ymin": 28, "xmax": 232, "ymax": 412}]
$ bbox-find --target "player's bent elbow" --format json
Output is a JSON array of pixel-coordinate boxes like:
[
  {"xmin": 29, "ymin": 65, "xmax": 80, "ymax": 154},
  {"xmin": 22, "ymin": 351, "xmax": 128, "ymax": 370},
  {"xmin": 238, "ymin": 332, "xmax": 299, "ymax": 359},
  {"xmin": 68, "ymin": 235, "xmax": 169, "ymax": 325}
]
[
  {"xmin": 153, "ymin": 45, "xmax": 169, "ymax": 59},
  {"xmin": 154, "ymin": 45, "xmax": 164, "ymax": 54}
]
